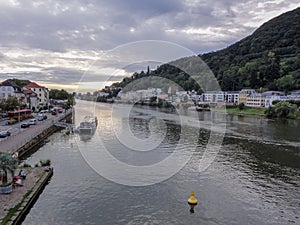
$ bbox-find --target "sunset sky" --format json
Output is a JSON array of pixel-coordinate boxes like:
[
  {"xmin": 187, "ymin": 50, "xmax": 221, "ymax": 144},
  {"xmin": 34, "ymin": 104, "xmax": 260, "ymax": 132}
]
[{"xmin": 0, "ymin": 0, "xmax": 299, "ymax": 92}]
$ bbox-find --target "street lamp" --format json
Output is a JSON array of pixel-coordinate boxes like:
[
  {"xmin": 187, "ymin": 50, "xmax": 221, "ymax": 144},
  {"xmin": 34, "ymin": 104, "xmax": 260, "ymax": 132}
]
[{"xmin": 16, "ymin": 106, "xmax": 20, "ymax": 133}]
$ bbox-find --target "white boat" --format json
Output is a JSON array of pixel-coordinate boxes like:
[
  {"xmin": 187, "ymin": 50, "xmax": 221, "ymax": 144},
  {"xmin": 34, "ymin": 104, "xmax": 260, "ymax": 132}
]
[{"xmin": 78, "ymin": 115, "xmax": 98, "ymax": 135}]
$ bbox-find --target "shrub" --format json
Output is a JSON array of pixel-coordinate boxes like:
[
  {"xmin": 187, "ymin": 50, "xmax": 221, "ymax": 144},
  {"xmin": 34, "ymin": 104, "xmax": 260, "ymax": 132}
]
[
  {"xmin": 40, "ymin": 159, "xmax": 51, "ymax": 166},
  {"xmin": 22, "ymin": 163, "xmax": 32, "ymax": 168},
  {"xmin": 238, "ymin": 103, "xmax": 245, "ymax": 111}
]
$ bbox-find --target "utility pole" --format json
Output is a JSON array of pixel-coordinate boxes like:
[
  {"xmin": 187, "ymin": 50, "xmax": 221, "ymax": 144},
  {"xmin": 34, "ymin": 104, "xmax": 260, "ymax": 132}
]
[{"xmin": 17, "ymin": 106, "xmax": 21, "ymax": 133}]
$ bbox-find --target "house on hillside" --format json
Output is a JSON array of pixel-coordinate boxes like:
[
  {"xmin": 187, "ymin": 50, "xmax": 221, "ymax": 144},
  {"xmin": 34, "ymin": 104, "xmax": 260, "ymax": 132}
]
[
  {"xmin": 245, "ymin": 94, "xmax": 265, "ymax": 108},
  {"xmin": 0, "ymin": 84, "xmax": 20, "ymax": 100},
  {"xmin": 238, "ymin": 89, "xmax": 256, "ymax": 105},
  {"xmin": 224, "ymin": 91, "xmax": 239, "ymax": 104},
  {"xmin": 24, "ymin": 82, "xmax": 49, "ymax": 109},
  {"xmin": 262, "ymin": 91, "xmax": 285, "ymax": 108},
  {"xmin": 22, "ymin": 89, "xmax": 39, "ymax": 111},
  {"xmin": 0, "ymin": 79, "xmax": 24, "ymax": 100},
  {"xmin": 290, "ymin": 90, "xmax": 300, "ymax": 99},
  {"xmin": 202, "ymin": 91, "xmax": 224, "ymax": 103}
]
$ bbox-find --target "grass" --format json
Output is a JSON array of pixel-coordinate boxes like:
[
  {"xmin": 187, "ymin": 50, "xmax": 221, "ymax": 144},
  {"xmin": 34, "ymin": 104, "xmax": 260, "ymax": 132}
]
[
  {"xmin": 212, "ymin": 106, "xmax": 300, "ymax": 119},
  {"xmin": 212, "ymin": 107, "xmax": 266, "ymax": 116}
]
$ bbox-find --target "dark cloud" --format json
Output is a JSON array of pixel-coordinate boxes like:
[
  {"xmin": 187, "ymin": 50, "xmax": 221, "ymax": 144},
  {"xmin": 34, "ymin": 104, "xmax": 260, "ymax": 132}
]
[{"xmin": 0, "ymin": 0, "xmax": 299, "ymax": 52}]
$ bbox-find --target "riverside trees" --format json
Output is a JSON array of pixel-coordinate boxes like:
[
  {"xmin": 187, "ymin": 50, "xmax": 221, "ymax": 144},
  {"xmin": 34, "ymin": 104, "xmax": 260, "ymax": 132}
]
[{"xmin": 265, "ymin": 101, "xmax": 297, "ymax": 118}]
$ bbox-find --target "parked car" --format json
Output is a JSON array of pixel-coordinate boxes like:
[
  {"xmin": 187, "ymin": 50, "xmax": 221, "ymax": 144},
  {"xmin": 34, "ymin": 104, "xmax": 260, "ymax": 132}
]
[
  {"xmin": 37, "ymin": 113, "xmax": 47, "ymax": 121},
  {"xmin": 0, "ymin": 130, "xmax": 11, "ymax": 138},
  {"xmin": 51, "ymin": 111, "xmax": 57, "ymax": 115},
  {"xmin": 1, "ymin": 112, "xmax": 8, "ymax": 118},
  {"xmin": 58, "ymin": 108, "xmax": 63, "ymax": 113},
  {"xmin": 21, "ymin": 123, "xmax": 30, "ymax": 128},
  {"xmin": 28, "ymin": 119, "xmax": 37, "ymax": 125}
]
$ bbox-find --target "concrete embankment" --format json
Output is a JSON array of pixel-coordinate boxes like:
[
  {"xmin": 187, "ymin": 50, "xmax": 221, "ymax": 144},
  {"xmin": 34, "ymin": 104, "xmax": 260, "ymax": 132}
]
[{"xmin": 0, "ymin": 111, "xmax": 71, "ymax": 224}]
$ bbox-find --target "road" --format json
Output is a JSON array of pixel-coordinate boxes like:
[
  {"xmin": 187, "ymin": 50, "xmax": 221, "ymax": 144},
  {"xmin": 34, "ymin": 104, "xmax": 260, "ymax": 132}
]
[{"xmin": 0, "ymin": 110, "xmax": 72, "ymax": 153}]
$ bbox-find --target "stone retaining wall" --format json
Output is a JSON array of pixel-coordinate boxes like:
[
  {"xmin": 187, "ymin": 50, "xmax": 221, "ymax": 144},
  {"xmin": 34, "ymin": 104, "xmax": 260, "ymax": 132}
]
[{"xmin": 7, "ymin": 170, "xmax": 53, "ymax": 225}]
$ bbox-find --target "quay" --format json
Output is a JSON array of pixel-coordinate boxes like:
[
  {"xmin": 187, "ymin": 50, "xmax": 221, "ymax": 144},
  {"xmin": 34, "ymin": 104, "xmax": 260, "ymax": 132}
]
[
  {"xmin": 0, "ymin": 168, "xmax": 53, "ymax": 225},
  {"xmin": 0, "ymin": 110, "xmax": 71, "ymax": 224},
  {"xmin": 0, "ymin": 109, "xmax": 73, "ymax": 157}
]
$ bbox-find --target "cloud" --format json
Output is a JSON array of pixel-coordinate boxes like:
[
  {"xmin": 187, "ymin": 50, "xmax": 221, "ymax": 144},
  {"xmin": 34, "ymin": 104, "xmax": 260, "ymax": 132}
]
[{"xmin": 0, "ymin": 0, "xmax": 299, "ymax": 90}]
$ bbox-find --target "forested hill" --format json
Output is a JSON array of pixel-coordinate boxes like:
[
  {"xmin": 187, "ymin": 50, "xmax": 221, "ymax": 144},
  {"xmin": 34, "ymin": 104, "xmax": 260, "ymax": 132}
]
[
  {"xmin": 201, "ymin": 7, "xmax": 300, "ymax": 92},
  {"xmin": 115, "ymin": 7, "xmax": 300, "ymax": 93}
]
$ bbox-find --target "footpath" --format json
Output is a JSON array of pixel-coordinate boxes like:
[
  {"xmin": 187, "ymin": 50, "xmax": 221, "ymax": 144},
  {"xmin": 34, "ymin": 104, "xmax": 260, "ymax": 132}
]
[{"xmin": 0, "ymin": 167, "xmax": 53, "ymax": 225}]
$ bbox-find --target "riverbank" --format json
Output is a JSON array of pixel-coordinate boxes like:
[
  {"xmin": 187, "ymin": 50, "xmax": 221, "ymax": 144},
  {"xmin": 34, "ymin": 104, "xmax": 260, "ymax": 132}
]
[
  {"xmin": 212, "ymin": 107, "xmax": 300, "ymax": 119},
  {"xmin": 0, "ymin": 167, "xmax": 53, "ymax": 225},
  {"xmin": 211, "ymin": 107, "xmax": 266, "ymax": 117}
]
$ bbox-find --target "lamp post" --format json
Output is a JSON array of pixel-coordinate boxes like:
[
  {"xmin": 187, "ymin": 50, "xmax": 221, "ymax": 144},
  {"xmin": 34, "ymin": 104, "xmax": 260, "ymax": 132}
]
[{"xmin": 17, "ymin": 106, "xmax": 20, "ymax": 133}]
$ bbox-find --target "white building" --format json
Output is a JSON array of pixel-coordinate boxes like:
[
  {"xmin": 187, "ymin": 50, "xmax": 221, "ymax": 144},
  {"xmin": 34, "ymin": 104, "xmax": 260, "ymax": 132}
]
[
  {"xmin": 224, "ymin": 91, "xmax": 239, "ymax": 104},
  {"xmin": 246, "ymin": 94, "xmax": 265, "ymax": 108},
  {"xmin": 0, "ymin": 85, "xmax": 20, "ymax": 100},
  {"xmin": 119, "ymin": 88, "xmax": 163, "ymax": 102},
  {"xmin": 262, "ymin": 91, "xmax": 285, "ymax": 108},
  {"xmin": 202, "ymin": 91, "xmax": 224, "ymax": 103},
  {"xmin": 23, "ymin": 89, "xmax": 39, "ymax": 110},
  {"xmin": 24, "ymin": 82, "xmax": 49, "ymax": 107}
]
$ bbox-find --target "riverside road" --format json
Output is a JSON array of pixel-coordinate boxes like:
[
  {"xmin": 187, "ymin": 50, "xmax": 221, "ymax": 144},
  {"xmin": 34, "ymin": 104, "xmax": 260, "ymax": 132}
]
[{"xmin": 0, "ymin": 110, "xmax": 72, "ymax": 153}]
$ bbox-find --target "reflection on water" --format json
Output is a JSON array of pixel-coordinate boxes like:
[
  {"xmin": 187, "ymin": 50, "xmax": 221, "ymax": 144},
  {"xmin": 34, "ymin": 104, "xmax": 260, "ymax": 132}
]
[{"xmin": 23, "ymin": 101, "xmax": 300, "ymax": 225}]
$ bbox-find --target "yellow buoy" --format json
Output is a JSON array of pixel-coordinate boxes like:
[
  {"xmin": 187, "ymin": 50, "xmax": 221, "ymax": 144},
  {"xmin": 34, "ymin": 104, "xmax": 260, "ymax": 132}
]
[
  {"xmin": 188, "ymin": 191, "xmax": 198, "ymax": 213},
  {"xmin": 188, "ymin": 191, "xmax": 198, "ymax": 205}
]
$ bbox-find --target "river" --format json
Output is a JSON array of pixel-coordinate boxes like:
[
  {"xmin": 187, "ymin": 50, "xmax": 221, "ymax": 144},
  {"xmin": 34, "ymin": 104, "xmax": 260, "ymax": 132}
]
[{"xmin": 23, "ymin": 100, "xmax": 300, "ymax": 225}]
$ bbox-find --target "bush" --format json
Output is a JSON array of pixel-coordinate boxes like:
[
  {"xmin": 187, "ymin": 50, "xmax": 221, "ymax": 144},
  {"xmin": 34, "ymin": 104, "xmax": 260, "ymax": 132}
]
[
  {"xmin": 264, "ymin": 101, "xmax": 297, "ymax": 118},
  {"xmin": 7, "ymin": 119, "xmax": 17, "ymax": 125},
  {"xmin": 40, "ymin": 159, "xmax": 51, "ymax": 166},
  {"xmin": 238, "ymin": 103, "xmax": 245, "ymax": 111},
  {"xmin": 22, "ymin": 163, "xmax": 32, "ymax": 168}
]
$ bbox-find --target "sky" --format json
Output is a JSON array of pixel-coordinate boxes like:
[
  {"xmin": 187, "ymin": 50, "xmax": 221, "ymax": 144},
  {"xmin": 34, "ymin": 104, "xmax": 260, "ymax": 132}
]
[{"xmin": 0, "ymin": 0, "xmax": 299, "ymax": 92}]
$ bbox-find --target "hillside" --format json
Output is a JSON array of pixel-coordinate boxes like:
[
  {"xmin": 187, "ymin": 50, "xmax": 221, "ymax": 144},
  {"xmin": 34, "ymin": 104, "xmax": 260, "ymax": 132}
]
[
  {"xmin": 112, "ymin": 7, "xmax": 300, "ymax": 94},
  {"xmin": 201, "ymin": 7, "xmax": 300, "ymax": 92}
]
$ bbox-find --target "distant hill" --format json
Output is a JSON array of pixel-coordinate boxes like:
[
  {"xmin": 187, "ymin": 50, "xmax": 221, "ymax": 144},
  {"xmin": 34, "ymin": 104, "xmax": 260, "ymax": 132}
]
[
  {"xmin": 113, "ymin": 7, "xmax": 300, "ymax": 93},
  {"xmin": 201, "ymin": 7, "xmax": 300, "ymax": 92}
]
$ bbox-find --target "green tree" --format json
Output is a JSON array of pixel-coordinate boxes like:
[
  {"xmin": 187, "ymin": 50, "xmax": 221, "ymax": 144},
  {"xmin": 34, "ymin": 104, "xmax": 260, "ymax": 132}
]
[
  {"xmin": 0, "ymin": 153, "xmax": 18, "ymax": 184},
  {"xmin": 265, "ymin": 101, "xmax": 297, "ymax": 118},
  {"xmin": 49, "ymin": 89, "xmax": 70, "ymax": 100},
  {"xmin": 1, "ymin": 96, "xmax": 20, "ymax": 111},
  {"xmin": 264, "ymin": 106, "xmax": 276, "ymax": 118},
  {"xmin": 238, "ymin": 103, "xmax": 245, "ymax": 111},
  {"xmin": 276, "ymin": 74, "xmax": 295, "ymax": 93}
]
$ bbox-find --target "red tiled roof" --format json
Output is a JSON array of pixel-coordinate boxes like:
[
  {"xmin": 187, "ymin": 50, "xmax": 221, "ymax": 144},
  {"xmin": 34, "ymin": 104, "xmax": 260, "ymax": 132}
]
[{"xmin": 25, "ymin": 82, "xmax": 45, "ymax": 88}]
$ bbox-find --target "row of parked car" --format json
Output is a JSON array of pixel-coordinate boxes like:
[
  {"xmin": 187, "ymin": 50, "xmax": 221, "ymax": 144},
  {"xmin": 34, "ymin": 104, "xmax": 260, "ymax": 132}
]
[
  {"xmin": 0, "ymin": 107, "xmax": 65, "ymax": 138},
  {"xmin": 20, "ymin": 112, "xmax": 48, "ymax": 128},
  {"xmin": 0, "ymin": 112, "xmax": 50, "ymax": 138}
]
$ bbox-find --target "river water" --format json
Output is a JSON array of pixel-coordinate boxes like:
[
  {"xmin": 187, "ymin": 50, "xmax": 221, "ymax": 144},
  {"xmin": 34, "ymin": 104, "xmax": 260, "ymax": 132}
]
[{"xmin": 23, "ymin": 100, "xmax": 300, "ymax": 225}]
